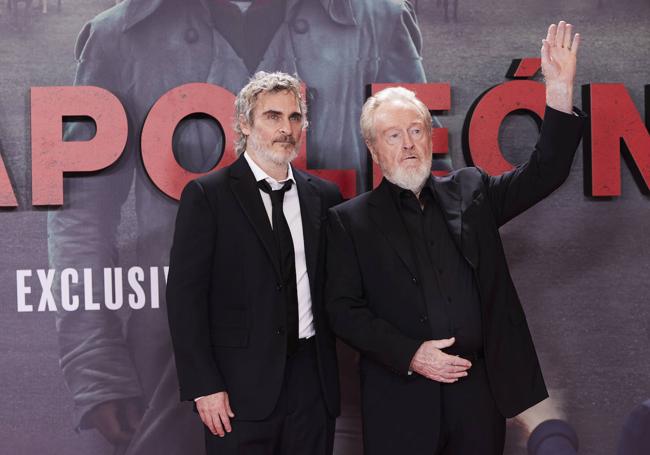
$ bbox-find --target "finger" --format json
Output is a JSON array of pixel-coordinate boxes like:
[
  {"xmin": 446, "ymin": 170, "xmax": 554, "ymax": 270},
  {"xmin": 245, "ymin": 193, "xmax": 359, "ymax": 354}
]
[
  {"xmin": 211, "ymin": 412, "xmax": 225, "ymax": 437},
  {"xmin": 541, "ymin": 39, "xmax": 551, "ymax": 66},
  {"xmin": 556, "ymin": 21, "xmax": 566, "ymax": 48},
  {"xmin": 441, "ymin": 370, "xmax": 469, "ymax": 380},
  {"xmin": 219, "ymin": 409, "xmax": 233, "ymax": 433},
  {"xmin": 225, "ymin": 394, "xmax": 235, "ymax": 418},
  {"xmin": 432, "ymin": 375, "xmax": 459, "ymax": 384},
  {"xmin": 546, "ymin": 23, "xmax": 557, "ymax": 47},
  {"xmin": 99, "ymin": 415, "xmax": 131, "ymax": 444},
  {"xmin": 446, "ymin": 364, "xmax": 472, "ymax": 374},
  {"xmin": 123, "ymin": 401, "xmax": 143, "ymax": 431},
  {"xmin": 199, "ymin": 410, "xmax": 217, "ymax": 435},
  {"xmin": 443, "ymin": 354, "xmax": 472, "ymax": 369},
  {"xmin": 563, "ymin": 24, "xmax": 573, "ymax": 49},
  {"xmin": 431, "ymin": 337, "xmax": 455, "ymax": 349},
  {"xmin": 93, "ymin": 402, "xmax": 132, "ymax": 445},
  {"xmin": 571, "ymin": 33, "xmax": 580, "ymax": 55}
]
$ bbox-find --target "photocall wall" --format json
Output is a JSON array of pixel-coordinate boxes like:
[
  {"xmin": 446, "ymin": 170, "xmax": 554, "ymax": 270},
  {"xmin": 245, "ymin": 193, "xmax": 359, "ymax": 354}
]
[{"xmin": 1, "ymin": 0, "xmax": 648, "ymax": 454}]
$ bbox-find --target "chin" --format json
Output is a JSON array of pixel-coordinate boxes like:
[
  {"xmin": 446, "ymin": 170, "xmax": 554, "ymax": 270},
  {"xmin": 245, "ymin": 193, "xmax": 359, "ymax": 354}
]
[
  {"xmin": 267, "ymin": 148, "xmax": 299, "ymax": 166},
  {"xmin": 385, "ymin": 161, "xmax": 432, "ymax": 192}
]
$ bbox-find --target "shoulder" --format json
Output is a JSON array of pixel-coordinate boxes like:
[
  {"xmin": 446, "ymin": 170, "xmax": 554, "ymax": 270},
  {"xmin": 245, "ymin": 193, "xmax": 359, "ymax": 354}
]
[
  {"xmin": 438, "ymin": 167, "xmax": 487, "ymax": 201},
  {"xmin": 74, "ymin": 2, "xmax": 129, "ymax": 60},
  {"xmin": 448, "ymin": 166, "xmax": 484, "ymax": 185},
  {"xmin": 330, "ymin": 190, "xmax": 372, "ymax": 217},
  {"xmin": 295, "ymin": 169, "xmax": 342, "ymax": 201},
  {"xmin": 351, "ymin": 0, "xmax": 411, "ymax": 19},
  {"xmin": 194, "ymin": 166, "xmax": 231, "ymax": 192}
]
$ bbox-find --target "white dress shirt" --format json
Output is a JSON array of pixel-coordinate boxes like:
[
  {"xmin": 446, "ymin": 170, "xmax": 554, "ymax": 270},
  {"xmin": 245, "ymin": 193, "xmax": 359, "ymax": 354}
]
[{"xmin": 243, "ymin": 152, "xmax": 315, "ymax": 340}]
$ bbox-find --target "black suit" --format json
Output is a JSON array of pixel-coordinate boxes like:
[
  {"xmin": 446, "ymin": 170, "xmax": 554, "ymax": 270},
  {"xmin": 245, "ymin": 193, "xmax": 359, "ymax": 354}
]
[
  {"xmin": 326, "ymin": 106, "xmax": 585, "ymax": 454},
  {"xmin": 166, "ymin": 154, "xmax": 342, "ymax": 451}
]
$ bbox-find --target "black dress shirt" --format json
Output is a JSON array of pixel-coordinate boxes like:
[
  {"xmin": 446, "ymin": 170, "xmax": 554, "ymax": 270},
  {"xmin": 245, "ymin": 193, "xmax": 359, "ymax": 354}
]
[{"xmin": 387, "ymin": 178, "xmax": 483, "ymax": 354}]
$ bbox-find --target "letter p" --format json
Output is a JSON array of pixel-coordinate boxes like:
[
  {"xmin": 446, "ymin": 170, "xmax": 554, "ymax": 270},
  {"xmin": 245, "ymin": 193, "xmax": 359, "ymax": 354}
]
[{"xmin": 31, "ymin": 86, "xmax": 127, "ymax": 205}]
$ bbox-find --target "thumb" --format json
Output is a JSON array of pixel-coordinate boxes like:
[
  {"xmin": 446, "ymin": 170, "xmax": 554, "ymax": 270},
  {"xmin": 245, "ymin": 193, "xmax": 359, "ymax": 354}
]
[
  {"xmin": 225, "ymin": 394, "xmax": 235, "ymax": 418},
  {"xmin": 541, "ymin": 39, "xmax": 551, "ymax": 65},
  {"xmin": 431, "ymin": 337, "xmax": 455, "ymax": 349}
]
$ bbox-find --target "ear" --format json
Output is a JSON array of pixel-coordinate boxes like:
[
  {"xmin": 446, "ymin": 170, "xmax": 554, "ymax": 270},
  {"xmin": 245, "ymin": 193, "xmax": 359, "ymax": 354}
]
[
  {"xmin": 366, "ymin": 139, "xmax": 378, "ymax": 163},
  {"xmin": 239, "ymin": 114, "xmax": 251, "ymax": 136}
]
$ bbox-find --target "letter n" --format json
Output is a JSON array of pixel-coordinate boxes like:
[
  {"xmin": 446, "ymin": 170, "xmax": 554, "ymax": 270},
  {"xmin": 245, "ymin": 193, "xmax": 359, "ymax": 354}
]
[{"xmin": 582, "ymin": 84, "xmax": 650, "ymax": 197}]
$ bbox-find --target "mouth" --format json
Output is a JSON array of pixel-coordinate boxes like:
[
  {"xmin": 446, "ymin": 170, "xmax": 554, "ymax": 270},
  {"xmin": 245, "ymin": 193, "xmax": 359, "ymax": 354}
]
[{"xmin": 273, "ymin": 136, "xmax": 296, "ymax": 146}]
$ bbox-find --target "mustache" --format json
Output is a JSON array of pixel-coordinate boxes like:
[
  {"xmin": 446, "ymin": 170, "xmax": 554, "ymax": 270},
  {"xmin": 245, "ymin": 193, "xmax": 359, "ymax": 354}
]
[{"xmin": 273, "ymin": 135, "xmax": 296, "ymax": 145}]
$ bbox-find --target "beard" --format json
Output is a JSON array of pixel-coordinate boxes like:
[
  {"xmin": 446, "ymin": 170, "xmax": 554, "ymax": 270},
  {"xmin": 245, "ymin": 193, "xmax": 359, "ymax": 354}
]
[
  {"xmin": 248, "ymin": 132, "xmax": 299, "ymax": 167},
  {"xmin": 383, "ymin": 153, "xmax": 433, "ymax": 194}
]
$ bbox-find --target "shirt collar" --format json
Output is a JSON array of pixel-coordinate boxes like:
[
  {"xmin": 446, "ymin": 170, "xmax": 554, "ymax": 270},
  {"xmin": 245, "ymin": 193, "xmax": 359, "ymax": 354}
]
[
  {"xmin": 243, "ymin": 151, "xmax": 294, "ymax": 186},
  {"xmin": 384, "ymin": 176, "xmax": 435, "ymax": 209}
]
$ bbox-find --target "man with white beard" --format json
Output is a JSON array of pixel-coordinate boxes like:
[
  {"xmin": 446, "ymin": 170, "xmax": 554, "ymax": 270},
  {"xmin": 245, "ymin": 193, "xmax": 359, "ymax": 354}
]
[
  {"xmin": 166, "ymin": 71, "xmax": 342, "ymax": 454},
  {"xmin": 325, "ymin": 22, "xmax": 585, "ymax": 455}
]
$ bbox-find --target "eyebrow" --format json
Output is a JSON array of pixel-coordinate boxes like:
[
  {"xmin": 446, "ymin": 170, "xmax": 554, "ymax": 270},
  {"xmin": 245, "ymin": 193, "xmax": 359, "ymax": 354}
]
[
  {"xmin": 260, "ymin": 110, "xmax": 302, "ymax": 119},
  {"xmin": 383, "ymin": 121, "xmax": 425, "ymax": 131},
  {"xmin": 261, "ymin": 110, "xmax": 282, "ymax": 117}
]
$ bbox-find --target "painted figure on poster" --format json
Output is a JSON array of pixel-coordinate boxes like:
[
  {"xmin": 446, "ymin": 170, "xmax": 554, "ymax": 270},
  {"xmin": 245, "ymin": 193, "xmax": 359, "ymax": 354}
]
[{"xmin": 47, "ymin": 0, "xmax": 425, "ymax": 453}]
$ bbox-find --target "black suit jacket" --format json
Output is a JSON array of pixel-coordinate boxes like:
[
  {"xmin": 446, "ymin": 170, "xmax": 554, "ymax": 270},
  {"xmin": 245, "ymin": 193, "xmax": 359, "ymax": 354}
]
[
  {"xmin": 325, "ymin": 106, "xmax": 585, "ymax": 451},
  {"xmin": 166, "ymin": 154, "xmax": 343, "ymax": 420}
]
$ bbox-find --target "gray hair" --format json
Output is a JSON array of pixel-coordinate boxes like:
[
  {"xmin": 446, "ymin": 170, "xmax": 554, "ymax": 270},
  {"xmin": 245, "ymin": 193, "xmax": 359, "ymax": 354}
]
[
  {"xmin": 360, "ymin": 86, "xmax": 432, "ymax": 144},
  {"xmin": 234, "ymin": 71, "xmax": 308, "ymax": 156}
]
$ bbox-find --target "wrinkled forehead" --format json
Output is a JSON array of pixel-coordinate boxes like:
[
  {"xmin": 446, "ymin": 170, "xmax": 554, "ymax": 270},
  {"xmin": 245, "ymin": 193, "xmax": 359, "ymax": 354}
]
[
  {"xmin": 373, "ymin": 99, "xmax": 428, "ymax": 130},
  {"xmin": 253, "ymin": 89, "xmax": 301, "ymax": 113}
]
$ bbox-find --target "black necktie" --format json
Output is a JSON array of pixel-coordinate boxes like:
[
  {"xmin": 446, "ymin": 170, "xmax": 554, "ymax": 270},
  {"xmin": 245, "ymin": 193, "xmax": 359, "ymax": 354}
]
[{"xmin": 257, "ymin": 179, "xmax": 299, "ymax": 355}]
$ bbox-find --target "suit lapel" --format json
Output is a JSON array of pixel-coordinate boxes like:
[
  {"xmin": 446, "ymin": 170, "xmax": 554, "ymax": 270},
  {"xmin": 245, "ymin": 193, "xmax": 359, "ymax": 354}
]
[
  {"xmin": 293, "ymin": 168, "xmax": 321, "ymax": 295},
  {"xmin": 368, "ymin": 180, "xmax": 417, "ymax": 277},
  {"xmin": 228, "ymin": 155, "xmax": 282, "ymax": 280},
  {"xmin": 431, "ymin": 174, "xmax": 479, "ymax": 269}
]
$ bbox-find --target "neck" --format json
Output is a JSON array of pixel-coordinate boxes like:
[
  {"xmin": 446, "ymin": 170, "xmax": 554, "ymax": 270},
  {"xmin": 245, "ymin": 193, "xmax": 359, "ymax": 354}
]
[{"xmin": 247, "ymin": 150, "xmax": 289, "ymax": 181}]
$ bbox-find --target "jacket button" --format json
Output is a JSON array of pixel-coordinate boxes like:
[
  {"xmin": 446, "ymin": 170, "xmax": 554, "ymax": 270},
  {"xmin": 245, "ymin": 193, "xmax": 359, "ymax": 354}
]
[
  {"xmin": 292, "ymin": 18, "xmax": 309, "ymax": 34},
  {"xmin": 411, "ymin": 277, "xmax": 418, "ymax": 285},
  {"xmin": 276, "ymin": 327, "xmax": 285, "ymax": 335},
  {"xmin": 419, "ymin": 315, "xmax": 428, "ymax": 323},
  {"xmin": 276, "ymin": 284, "xmax": 283, "ymax": 291},
  {"xmin": 184, "ymin": 27, "xmax": 199, "ymax": 44}
]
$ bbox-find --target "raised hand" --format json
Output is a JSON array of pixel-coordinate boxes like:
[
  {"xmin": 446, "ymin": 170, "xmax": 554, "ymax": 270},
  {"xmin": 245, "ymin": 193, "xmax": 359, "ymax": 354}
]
[{"xmin": 541, "ymin": 21, "xmax": 581, "ymax": 113}]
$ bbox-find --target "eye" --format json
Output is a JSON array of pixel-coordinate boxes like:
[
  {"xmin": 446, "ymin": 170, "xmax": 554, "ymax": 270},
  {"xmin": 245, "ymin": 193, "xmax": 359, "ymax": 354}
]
[
  {"xmin": 289, "ymin": 114, "xmax": 302, "ymax": 122},
  {"xmin": 267, "ymin": 113, "xmax": 280, "ymax": 121}
]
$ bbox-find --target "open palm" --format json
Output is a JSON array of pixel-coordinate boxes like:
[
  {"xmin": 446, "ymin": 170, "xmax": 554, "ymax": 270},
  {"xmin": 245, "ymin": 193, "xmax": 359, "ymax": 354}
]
[{"xmin": 541, "ymin": 21, "xmax": 580, "ymax": 86}]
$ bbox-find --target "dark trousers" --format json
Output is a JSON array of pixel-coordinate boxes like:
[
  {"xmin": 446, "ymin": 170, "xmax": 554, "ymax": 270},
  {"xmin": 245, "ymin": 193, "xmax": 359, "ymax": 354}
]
[
  {"xmin": 204, "ymin": 340, "xmax": 335, "ymax": 455},
  {"xmin": 362, "ymin": 358, "xmax": 505, "ymax": 455},
  {"xmin": 436, "ymin": 358, "xmax": 505, "ymax": 455}
]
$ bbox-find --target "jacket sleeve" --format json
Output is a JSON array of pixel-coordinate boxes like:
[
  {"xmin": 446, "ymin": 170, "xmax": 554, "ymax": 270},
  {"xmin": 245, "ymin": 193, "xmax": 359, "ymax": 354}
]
[
  {"xmin": 166, "ymin": 180, "xmax": 226, "ymax": 401},
  {"xmin": 47, "ymin": 19, "xmax": 140, "ymax": 429},
  {"xmin": 481, "ymin": 105, "xmax": 586, "ymax": 227},
  {"xmin": 325, "ymin": 208, "xmax": 422, "ymax": 375}
]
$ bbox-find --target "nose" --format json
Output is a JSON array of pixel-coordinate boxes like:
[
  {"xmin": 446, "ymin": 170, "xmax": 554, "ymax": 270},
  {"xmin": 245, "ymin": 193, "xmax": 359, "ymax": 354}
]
[
  {"xmin": 402, "ymin": 132, "xmax": 414, "ymax": 150},
  {"xmin": 278, "ymin": 117, "xmax": 291, "ymax": 135}
]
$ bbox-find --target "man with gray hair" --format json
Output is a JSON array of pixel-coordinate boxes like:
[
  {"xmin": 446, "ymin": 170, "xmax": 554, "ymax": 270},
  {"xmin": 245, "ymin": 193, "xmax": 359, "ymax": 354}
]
[
  {"xmin": 166, "ymin": 71, "xmax": 342, "ymax": 454},
  {"xmin": 326, "ymin": 22, "xmax": 585, "ymax": 454}
]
